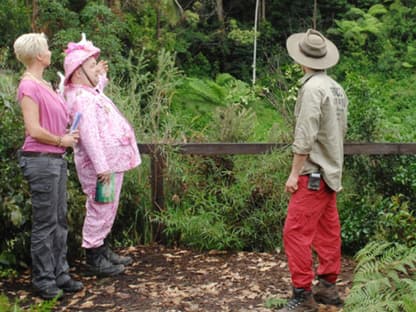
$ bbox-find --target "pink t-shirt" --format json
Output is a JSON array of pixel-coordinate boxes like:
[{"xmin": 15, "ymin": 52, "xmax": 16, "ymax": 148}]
[{"xmin": 17, "ymin": 79, "xmax": 68, "ymax": 153}]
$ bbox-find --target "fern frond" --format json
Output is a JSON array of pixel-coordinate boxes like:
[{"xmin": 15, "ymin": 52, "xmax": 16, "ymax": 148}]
[
  {"xmin": 368, "ymin": 4, "xmax": 388, "ymax": 17},
  {"xmin": 345, "ymin": 241, "xmax": 416, "ymax": 312},
  {"xmin": 354, "ymin": 241, "xmax": 393, "ymax": 270}
]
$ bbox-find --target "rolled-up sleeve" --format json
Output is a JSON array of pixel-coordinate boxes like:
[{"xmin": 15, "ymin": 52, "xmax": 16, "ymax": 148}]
[
  {"xmin": 96, "ymin": 74, "xmax": 108, "ymax": 93},
  {"xmin": 292, "ymin": 86, "xmax": 322, "ymax": 154}
]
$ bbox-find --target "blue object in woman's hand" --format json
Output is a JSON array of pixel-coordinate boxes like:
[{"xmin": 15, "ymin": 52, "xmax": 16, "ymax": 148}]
[{"xmin": 70, "ymin": 112, "xmax": 82, "ymax": 133}]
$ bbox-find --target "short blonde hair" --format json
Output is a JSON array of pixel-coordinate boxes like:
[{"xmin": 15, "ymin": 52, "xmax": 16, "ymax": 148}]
[{"xmin": 13, "ymin": 33, "xmax": 48, "ymax": 67}]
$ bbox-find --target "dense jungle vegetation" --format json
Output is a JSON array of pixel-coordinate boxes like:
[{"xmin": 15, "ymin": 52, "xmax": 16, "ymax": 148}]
[{"xmin": 1, "ymin": 0, "xmax": 416, "ymax": 309}]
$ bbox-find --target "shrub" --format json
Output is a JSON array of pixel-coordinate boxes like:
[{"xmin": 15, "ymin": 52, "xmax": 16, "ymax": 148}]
[
  {"xmin": 0, "ymin": 73, "xmax": 31, "ymax": 268},
  {"xmin": 158, "ymin": 148, "xmax": 291, "ymax": 251}
]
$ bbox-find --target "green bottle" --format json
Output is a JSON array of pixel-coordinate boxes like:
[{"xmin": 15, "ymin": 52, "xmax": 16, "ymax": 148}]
[{"xmin": 95, "ymin": 173, "xmax": 115, "ymax": 203}]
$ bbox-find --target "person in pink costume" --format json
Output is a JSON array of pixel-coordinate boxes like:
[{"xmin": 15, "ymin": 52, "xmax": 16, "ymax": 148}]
[{"xmin": 63, "ymin": 34, "xmax": 141, "ymax": 277}]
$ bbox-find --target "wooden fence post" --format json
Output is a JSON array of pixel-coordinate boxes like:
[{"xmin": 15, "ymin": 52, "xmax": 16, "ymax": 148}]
[
  {"xmin": 149, "ymin": 146, "xmax": 166, "ymax": 242},
  {"xmin": 150, "ymin": 147, "xmax": 165, "ymax": 212}
]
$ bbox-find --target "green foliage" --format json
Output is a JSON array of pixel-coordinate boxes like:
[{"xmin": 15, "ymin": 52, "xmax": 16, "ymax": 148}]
[
  {"xmin": 375, "ymin": 75, "xmax": 416, "ymax": 141},
  {"xmin": 0, "ymin": 294, "xmax": 24, "ymax": 312},
  {"xmin": 392, "ymin": 159, "xmax": 416, "ymax": 193},
  {"xmin": 171, "ymin": 76, "xmax": 234, "ymax": 134},
  {"xmin": 174, "ymin": 77, "xmax": 227, "ymax": 107},
  {"xmin": 339, "ymin": 154, "xmax": 416, "ymax": 253},
  {"xmin": 257, "ymin": 60, "xmax": 303, "ymax": 141},
  {"xmin": 108, "ymin": 48, "xmax": 182, "ymax": 246},
  {"xmin": 159, "ymin": 149, "xmax": 290, "ymax": 251},
  {"xmin": 329, "ymin": 4, "xmax": 386, "ymax": 50},
  {"xmin": 36, "ymin": 0, "xmax": 79, "ymax": 35},
  {"xmin": 227, "ymin": 19, "xmax": 256, "ymax": 46},
  {"xmin": 141, "ymin": 49, "xmax": 182, "ymax": 141},
  {"xmin": 111, "ymin": 165, "xmax": 154, "ymax": 246},
  {"xmin": 0, "ymin": 267, "xmax": 17, "ymax": 279},
  {"xmin": 0, "ymin": 73, "xmax": 31, "ymax": 268},
  {"xmin": 375, "ymin": 195, "xmax": 416, "ymax": 245},
  {"xmin": 338, "ymin": 175, "xmax": 386, "ymax": 253},
  {"xmin": 210, "ymin": 104, "xmax": 256, "ymax": 142},
  {"xmin": 329, "ymin": 1, "xmax": 416, "ymax": 72},
  {"xmin": 171, "ymin": 73, "xmax": 278, "ymax": 141},
  {"xmin": 335, "ymin": 68, "xmax": 382, "ymax": 141},
  {"xmin": 0, "ymin": 292, "xmax": 58, "ymax": 311},
  {"xmin": 264, "ymin": 297, "xmax": 287, "ymax": 309},
  {"xmin": 65, "ymin": 156, "xmax": 87, "ymax": 260},
  {"xmin": 159, "ymin": 202, "xmax": 243, "ymax": 250},
  {"xmin": 344, "ymin": 241, "xmax": 416, "ymax": 312},
  {"xmin": 112, "ymin": 48, "xmax": 182, "ymax": 142},
  {"xmin": 52, "ymin": 2, "xmax": 127, "ymax": 77},
  {"xmin": 0, "ymin": 0, "xmax": 29, "ymax": 70}
]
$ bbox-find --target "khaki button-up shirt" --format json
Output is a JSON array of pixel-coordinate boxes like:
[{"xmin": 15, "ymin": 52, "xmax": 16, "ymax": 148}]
[{"xmin": 292, "ymin": 71, "xmax": 348, "ymax": 192}]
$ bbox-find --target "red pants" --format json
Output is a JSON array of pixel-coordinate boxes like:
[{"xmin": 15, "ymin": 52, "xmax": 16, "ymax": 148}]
[{"xmin": 283, "ymin": 175, "xmax": 341, "ymax": 290}]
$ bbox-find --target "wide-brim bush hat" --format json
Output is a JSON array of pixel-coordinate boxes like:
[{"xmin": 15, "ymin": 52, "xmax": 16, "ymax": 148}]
[
  {"xmin": 64, "ymin": 33, "xmax": 100, "ymax": 85},
  {"xmin": 286, "ymin": 29, "xmax": 339, "ymax": 70}
]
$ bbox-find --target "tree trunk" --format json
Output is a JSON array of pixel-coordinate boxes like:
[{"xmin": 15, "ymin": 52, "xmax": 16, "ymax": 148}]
[
  {"xmin": 216, "ymin": 0, "xmax": 224, "ymax": 27},
  {"xmin": 261, "ymin": 0, "xmax": 266, "ymax": 21},
  {"xmin": 156, "ymin": 1, "xmax": 162, "ymax": 40},
  {"xmin": 108, "ymin": 0, "xmax": 121, "ymax": 14},
  {"xmin": 31, "ymin": 0, "xmax": 39, "ymax": 32}
]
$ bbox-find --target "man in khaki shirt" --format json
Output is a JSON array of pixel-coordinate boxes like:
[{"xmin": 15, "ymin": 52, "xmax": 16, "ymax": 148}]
[{"xmin": 278, "ymin": 29, "xmax": 348, "ymax": 312}]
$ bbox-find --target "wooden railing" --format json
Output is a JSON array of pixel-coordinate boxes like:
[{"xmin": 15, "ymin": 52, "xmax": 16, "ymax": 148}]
[{"xmin": 138, "ymin": 143, "xmax": 416, "ymax": 211}]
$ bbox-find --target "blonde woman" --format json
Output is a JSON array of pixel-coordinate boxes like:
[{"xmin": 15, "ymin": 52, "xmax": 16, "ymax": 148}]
[{"xmin": 14, "ymin": 33, "xmax": 82, "ymax": 300}]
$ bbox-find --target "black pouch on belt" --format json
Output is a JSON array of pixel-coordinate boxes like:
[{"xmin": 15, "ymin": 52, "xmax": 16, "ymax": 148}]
[{"xmin": 307, "ymin": 172, "xmax": 321, "ymax": 190}]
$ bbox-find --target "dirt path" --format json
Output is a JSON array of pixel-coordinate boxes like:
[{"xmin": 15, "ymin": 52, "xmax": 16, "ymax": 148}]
[{"xmin": 1, "ymin": 244, "xmax": 355, "ymax": 311}]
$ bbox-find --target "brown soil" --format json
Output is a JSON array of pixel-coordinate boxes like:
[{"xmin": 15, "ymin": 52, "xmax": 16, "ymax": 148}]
[{"xmin": 1, "ymin": 244, "xmax": 355, "ymax": 311}]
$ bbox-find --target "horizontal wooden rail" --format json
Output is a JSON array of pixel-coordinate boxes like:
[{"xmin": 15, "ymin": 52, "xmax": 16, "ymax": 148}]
[
  {"xmin": 137, "ymin": 142, "xmax": 416, "ymax": 224},
  {"xmin": 343, "ymin": 143, "xmax": 416, "ymax": 155},
  {"xmin": 138, "ymin": 143, "xmax": 416, "ymax": 155}
]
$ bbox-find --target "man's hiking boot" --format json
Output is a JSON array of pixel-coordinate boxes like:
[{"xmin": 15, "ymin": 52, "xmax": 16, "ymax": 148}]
[
  {"xmin": 85, "ymin": 245, "xmax": 125, "ymax": 277},
  {"xmin": 313, "ymin": 278, "xmax": 343, "ymax": 306},
  {"xmin": 104, "ymin": 244, "xmax": 133, "ymax": 266},
  {"xmin": 278, "ymin": 287, "xmax": 318, "ymax": 312}
]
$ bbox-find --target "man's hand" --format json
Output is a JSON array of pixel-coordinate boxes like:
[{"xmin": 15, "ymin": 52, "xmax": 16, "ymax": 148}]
[
  {"xmin": 285, "ymin": 173, "xmax": 299, "ymax": 193},
  {"xmin": 285, "ymin": 153, "xmax": 307, "ymax": 193}
]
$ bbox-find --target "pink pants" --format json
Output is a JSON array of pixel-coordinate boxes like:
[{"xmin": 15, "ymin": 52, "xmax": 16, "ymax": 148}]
[
  {"xmin": 78, "ymin": 169, "xmax": 124, "ymax": 249},
  {"xmin": 283, "ymin": 175, "xmax": 341, "ymax": 290}
]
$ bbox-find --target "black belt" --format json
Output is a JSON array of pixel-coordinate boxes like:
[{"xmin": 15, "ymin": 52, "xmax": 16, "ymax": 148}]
[{"xmin": 20, "ymin": 151, "xmax": 65, "ymax": 159}]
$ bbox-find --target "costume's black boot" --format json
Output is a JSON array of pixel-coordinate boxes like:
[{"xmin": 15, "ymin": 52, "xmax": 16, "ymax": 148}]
[
  {"xmin": 85, "ymin": 245, "xmax": 125, "ymax": 277},
  {"xmin": 104, "ymin": 244, "xmax": 133, "ymax": 266}
]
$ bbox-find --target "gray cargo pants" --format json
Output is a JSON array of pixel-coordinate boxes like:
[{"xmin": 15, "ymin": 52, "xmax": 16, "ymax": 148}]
[{"xmin": 19, "ymin": 154, "xmax": 71, "ymax": 291}]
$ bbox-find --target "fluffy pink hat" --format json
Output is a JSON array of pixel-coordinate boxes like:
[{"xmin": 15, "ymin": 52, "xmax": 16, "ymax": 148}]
[{"xmin": 63, "ymin": 33, "xmax": 100, "ymax": 85}]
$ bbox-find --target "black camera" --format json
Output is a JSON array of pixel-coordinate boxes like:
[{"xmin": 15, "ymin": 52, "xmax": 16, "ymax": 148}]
[{"xmin": 307, "ymin": 173, "xmax": 321, "ymax": 190}]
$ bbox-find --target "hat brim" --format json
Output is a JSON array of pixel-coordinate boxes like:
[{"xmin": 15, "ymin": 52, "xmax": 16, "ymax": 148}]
[{"xmin": 286, "ymin": 32, "xmax": 339, "ymax": 70}]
